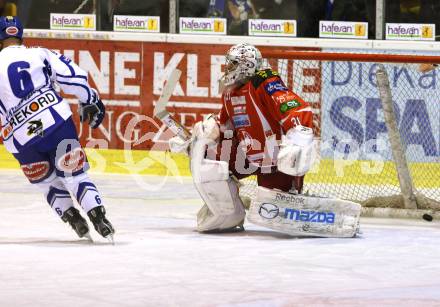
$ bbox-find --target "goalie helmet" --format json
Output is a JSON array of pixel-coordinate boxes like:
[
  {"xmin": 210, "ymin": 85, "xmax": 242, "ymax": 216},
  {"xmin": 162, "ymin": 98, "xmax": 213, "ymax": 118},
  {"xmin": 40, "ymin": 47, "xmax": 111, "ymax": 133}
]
[
  {"xmin": 0, "ymin": 16, "xmax": 23, "ymax": 41},
  {"xmin": 223, "ymin": 43, "xmax": 262, "ymax": 86}
]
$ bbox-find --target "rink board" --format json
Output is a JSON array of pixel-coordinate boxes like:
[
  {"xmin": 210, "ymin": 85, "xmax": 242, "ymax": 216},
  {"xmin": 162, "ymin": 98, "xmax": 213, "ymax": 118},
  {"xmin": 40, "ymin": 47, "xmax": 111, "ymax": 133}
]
[{"xmin": 2, "ymin": 145, "xmax": 439, "ymax": 190}]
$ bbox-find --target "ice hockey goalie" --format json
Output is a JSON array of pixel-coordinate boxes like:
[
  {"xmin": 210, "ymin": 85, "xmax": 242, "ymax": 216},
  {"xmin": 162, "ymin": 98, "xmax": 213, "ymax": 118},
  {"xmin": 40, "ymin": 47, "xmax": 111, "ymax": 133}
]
[{"xmin": 170, "ymin": 43, "xmax": 361, "ymax": 238}]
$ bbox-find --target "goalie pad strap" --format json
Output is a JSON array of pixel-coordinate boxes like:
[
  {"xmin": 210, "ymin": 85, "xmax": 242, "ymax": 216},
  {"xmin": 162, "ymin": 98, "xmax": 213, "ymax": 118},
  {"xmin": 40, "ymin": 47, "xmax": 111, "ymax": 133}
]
[{"xmin": 247, "ymin": 187, "xmax": 361, "ymax": 238}]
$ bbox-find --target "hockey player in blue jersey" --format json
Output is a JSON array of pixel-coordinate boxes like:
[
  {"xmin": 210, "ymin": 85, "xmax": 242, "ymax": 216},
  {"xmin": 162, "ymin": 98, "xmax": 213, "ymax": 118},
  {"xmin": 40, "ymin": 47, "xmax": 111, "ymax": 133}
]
[{"xmin": 0, "ymin": 16, "xmax": 115, "ymax": 241}]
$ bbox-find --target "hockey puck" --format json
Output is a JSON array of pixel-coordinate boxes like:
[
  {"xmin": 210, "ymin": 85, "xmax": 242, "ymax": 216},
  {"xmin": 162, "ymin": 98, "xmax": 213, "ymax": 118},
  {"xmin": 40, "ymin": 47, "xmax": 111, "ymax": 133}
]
[{"xmin": 422, "ymin": 214, "xmax": 433, "ymax": 222}]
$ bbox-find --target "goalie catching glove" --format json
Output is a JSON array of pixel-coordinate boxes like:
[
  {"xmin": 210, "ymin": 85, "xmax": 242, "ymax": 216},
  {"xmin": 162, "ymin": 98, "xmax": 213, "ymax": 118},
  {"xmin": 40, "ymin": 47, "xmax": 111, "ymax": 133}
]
[
  {"xmin": 78, "ymin": 89, "xmax": 105, "ymax": 129},
  {"xmin": 169, "ymin": 115, "xmax": 220, "ymax": 154},
  {"xmin": 277, "ymin": 125, "xmax": 317, "ymax": 176}
]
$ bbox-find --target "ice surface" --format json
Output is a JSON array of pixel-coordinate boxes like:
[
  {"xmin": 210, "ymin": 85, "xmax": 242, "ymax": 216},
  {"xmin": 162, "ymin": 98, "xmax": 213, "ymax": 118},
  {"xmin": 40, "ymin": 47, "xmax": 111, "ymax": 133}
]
[{"xmin": 1, "ymin": 170, "xmax": 440, "ymax": 307}]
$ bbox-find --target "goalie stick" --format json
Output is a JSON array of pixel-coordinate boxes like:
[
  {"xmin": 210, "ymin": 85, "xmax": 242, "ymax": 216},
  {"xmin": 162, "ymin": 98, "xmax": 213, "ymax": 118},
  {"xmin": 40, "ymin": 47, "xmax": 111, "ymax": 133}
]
[
  {"xmin": 153, "ymin": 69, "xmax": 192, "ymax": 141},
  {"xmin": 153, "ymin": 70, "xmax": 244, "ymax": 183}
]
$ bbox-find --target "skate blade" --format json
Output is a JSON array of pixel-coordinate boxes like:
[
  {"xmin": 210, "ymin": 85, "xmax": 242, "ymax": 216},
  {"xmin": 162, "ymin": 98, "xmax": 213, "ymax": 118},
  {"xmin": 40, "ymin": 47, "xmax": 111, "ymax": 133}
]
[
  {"xmin": 84, "ymin": 232, "xmax": 94, "ymax": 243},
  {"xmin": 106, "ymin": 234, "xmax": 115, "ymax": 245}
]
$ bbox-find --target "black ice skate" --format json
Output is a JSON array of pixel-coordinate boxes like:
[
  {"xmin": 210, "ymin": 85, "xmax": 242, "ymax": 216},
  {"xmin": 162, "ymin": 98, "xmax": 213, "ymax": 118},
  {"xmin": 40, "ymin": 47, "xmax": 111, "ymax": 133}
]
[
  {"xmin": 62, "ymin": 207, "xmax": 92, "ymax": 240},
  {"xmin": 87, "ymin": 206, "xmax": 115, "ymax": 242}
]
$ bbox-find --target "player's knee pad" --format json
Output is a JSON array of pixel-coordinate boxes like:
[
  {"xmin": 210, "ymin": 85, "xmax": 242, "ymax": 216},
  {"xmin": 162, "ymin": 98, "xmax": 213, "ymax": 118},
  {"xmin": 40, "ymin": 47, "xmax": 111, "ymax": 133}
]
[
  {"xmin": 60, "ymin": 173, "xmax": 102, "ymax": 213},
  {"xmin": 247, "ymin": 187, "xmax": 361, "ymax": 238}
]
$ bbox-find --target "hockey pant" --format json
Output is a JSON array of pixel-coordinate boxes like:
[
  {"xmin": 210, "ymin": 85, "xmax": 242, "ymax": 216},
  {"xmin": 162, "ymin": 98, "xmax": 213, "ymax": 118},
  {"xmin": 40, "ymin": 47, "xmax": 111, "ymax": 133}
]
[{"xmin": 12, "ymin": 117, "xmax": 103, "ymax": 218}]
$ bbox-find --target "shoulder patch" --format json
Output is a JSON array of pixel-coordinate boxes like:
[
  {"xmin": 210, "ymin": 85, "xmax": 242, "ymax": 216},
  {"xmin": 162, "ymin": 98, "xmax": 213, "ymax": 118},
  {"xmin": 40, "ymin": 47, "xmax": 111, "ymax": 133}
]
[
  {"xmin": 264, "ymin": 80, "xmax": 288, "ymax": 95},
  {"xmin": 251, "ymin": 69, "xmax": 280, "ymax": 88},
  {"xmin": 280, "ymin": 99, "xmax": 302, "ymax": 113}
]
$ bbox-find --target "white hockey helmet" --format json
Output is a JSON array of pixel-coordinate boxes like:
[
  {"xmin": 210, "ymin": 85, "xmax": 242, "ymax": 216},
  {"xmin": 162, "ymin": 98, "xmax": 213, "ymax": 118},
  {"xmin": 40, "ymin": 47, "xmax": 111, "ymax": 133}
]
[{"xmin": 223, "ymin": 43, "xmax": 262, "ymax": 86}]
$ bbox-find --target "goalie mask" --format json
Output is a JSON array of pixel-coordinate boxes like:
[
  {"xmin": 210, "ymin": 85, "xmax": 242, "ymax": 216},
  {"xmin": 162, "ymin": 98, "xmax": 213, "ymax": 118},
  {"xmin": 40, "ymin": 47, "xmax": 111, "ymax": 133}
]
[{"xmin": 223, "ymin": 43, "xmax": 262, "ymax": 86}]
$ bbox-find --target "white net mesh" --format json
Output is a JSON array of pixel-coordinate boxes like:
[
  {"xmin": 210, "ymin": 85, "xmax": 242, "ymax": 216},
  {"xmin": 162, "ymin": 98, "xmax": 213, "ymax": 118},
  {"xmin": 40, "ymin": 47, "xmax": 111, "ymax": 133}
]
[{"xmin": 239, "ymin": 52, "xmax": 440, "ymax": 213}]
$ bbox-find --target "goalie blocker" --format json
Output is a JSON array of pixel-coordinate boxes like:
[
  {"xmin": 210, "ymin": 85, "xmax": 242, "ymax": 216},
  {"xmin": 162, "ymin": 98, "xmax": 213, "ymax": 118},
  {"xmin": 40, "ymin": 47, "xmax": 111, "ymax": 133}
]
[{"xmin": 248, "ymin": 187, "xmax": 361, "ymax": 238}]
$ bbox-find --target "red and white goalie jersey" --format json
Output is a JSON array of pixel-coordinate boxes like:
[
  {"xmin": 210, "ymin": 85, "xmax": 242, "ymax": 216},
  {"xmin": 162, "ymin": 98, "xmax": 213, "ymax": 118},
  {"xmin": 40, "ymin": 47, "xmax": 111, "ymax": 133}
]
[{"xmin": 218, "ymin": 68, "xmax": 313, "ymax": 168}]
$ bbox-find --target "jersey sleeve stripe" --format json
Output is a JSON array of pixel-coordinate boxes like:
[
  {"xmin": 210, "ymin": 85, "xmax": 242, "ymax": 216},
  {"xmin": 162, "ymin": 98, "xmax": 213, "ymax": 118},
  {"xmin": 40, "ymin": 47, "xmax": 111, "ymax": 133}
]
[{"xmin": 56, "ymin": 73, "xmax": 88, "ymax": 81}]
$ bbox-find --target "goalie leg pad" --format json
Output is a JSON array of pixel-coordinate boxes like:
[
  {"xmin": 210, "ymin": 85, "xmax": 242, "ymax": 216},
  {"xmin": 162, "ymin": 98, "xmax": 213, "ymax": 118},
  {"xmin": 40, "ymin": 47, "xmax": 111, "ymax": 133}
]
[
  {"xmin": 193, "ymin": 163, "xmax": 246, "ymax": 232},
  {"xmin": 197, "ymin": 202, "xmax": 245, "ymax": 233},
  {"xmin": 190, "ymin": 138, "xmax": 245, "ymax": 232},
  {"xmin": 247, "ymin": 187, "xmax": 361, "ymax": 238}
]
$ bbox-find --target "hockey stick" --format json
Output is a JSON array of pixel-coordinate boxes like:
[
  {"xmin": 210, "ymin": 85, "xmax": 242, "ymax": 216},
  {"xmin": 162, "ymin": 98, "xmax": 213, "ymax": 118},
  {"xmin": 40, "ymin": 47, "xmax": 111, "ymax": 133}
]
[{"xmin": 154, "ymin": 69, "xmax": 192, "ymax": 141}]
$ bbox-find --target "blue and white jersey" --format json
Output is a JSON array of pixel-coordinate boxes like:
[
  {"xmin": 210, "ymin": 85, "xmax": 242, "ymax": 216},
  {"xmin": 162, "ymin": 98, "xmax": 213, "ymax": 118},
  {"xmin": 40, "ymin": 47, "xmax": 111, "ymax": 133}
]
[{"xmin": 0, "ymin": 45, "xmax": 97, "ymax": 153}]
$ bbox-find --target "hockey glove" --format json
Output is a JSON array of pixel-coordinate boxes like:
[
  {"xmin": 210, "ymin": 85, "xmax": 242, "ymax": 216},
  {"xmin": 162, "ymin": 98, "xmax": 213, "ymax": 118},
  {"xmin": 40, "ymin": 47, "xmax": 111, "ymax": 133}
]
[
  {"xmin": 168, "ymin": 115, "xmax": 220, "ymax": 154},
  {"xmin": 192, "ymin": 114, "xmax": 220, "ymax": 141},
  {"xmin": 79, "ymin": 100, "xmax": 105, "ymax": 129},
  {"xmin": 169, "ymin": 136, "xmax": 192, "ymax": 154},
  {"xmin": 79, "ymin": 89, "xmax": 105, "ymax": 129},
  {"xmin": 277, "ymin": 125, "xmax": 317, "ymax": 176}
]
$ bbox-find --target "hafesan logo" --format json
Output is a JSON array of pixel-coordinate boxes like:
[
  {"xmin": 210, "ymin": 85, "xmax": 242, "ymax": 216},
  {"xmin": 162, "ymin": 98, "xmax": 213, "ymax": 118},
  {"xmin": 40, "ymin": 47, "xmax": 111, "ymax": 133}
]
[
  {"xmin": 386, "ymin": 23, "xmax": 435, "ymax": 40},
  {"xmin": 50, "ymin": 13, "xmax": 96, "ymax": 31},
  {"xmin": 113, "ymin": 15, "xmax": 160, "ymax": 32},
  {"xmin": 319, "ymin": 21, "xmax": 368, "ymax": 39},
  {"xmin": 249, "ymin": 19, "xmax": 297, "ymax": 37},
  {"xmin": 179, "ymin": 17, "xmax": 226, "ymax": 35}
]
